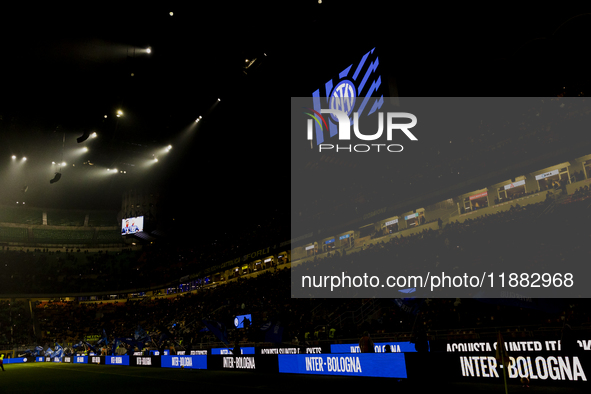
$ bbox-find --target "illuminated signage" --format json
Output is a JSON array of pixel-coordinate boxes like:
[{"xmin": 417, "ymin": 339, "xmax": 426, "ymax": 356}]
[
  {"xmin": 459, "ymin": 356, "xmax": 587, "ymax": 381},
  {"xmin": 278, "ymin": 354, "xmax": 407, "ymax": 378},
  {"xmin": 535, "ymin": 169, "xmax": 559, "ymax": 180},
  {"xmin": 331, "ymin": 341, "xmax": 422, "ymax": 354},
  {"xmin": 3, "ymin": 357, "xmax": 32, "ymax": 364},
  {"xmin": 504, "ymin": 180, "xmax": 526, "ymax": 190},
  {"xmin": 106, "ymin": 356, "xmax": 129, "ymax": 365},
  {"xmin": 446, "ymin": 339, "xmax": 591, "ymax": 352},
  {"xmin": 384, "ymin": 219, "xmax": 398, "ymax": 226},
  {"xmin": 202, "ymin": 244, "xmax": 283, "ymax": 275},
  {"xmin": 258, "ymin": 346, "xmax": 325, "ymax": 355},
  {"xmin": 74, "ymin": 356, "xmax": 87, "ymax": 364},
  {"xmin": 339, "ymin": 234, "xmax": 350, "ymax": 240},
  {"xmin": 161, "ymin": 355, "xmax": 207, "ymax": 369},
  {"xmin": 325, "ymin": 239, "xmax": 335, "ymax": 244},
  {"xmin": 260, "ymin": 348, "xmax": 301, "ymax": 355},
  {"xmin": 305, "ymin": 245, "xmax": 315, "ymax": 250},
  {"xmin": 223, "ymin": 356, "xmax": 256, "ymax": 369},
  {"xmin": 212, "ymin": 347, "xmax": 255, "ymax": 355},
  {"xmin": 242, "ymin": 247, "xmax": 271, "ymax": 262},
  {"xmin": 405, "ymin": 213, "xmax": 418, "ymax": 220},
  {"xmin": 136, "ymin": 357, "xmax": 153, "ymax": 366},
  {"xmin": 469, "ymin": 191, "xmax": 488, "ymax": 201}
]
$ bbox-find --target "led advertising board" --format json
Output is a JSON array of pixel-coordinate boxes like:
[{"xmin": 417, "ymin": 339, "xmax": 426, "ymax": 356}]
[
  {"xmin": 330, "ymin": 341, "xmax": 425, "ymax": 353},
  {"xmin": 161, "ymin": 355, "xmax": 207, "ymax": 369},
  {"xmin": 278, "ymin": 353, "xmax": 407, "ymax": 378}
]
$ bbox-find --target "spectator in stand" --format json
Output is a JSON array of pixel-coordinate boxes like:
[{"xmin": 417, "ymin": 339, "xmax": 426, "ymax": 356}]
[
  {"xmin": 232, "ymin": 339, "xmax": 241, "ymax": 355},
  {"xmin": 359, "ymin": 331, "xmax": 375, "ymax": 353},
  {"xmin": 116, "ymin": 343, "xmax": 127, "ymax": 355}
]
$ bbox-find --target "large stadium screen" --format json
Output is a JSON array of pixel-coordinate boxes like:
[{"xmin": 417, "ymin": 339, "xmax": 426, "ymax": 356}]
[
  {"xmin": 234, "ymin": 314, "xmax": 252, "ymax": 328},
  {"xmin": 121, "ymin": 216, "xmax": 144, "ymax": 235}
]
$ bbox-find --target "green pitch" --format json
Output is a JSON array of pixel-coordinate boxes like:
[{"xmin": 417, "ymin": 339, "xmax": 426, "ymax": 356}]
[{"xmin": 0, "ymin": 362, "xmax": 586, "ymax": 394}]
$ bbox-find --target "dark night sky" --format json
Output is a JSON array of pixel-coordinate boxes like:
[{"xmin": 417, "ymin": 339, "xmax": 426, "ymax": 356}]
[{"xmin": 1, "ymin": 4, "xmax": 590, "ymax": 237}]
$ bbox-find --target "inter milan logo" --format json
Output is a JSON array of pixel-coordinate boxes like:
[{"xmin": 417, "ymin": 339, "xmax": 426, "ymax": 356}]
[
  {"xmin": 310, "ymin": 47, "xmax": 383, "ymax": 145},
  {"xmin": 329, "ymin": 80, "xmax": 356, "ymax": 123}
]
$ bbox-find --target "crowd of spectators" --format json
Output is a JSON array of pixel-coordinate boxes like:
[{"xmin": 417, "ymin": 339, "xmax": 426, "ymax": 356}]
[
  {"xmin": 1, "ymin": 192, "xmax": 589, "ymax": 352},
  {"xmin": 0, "ymin": 300, "xmax": 33, "ymax": 348}
]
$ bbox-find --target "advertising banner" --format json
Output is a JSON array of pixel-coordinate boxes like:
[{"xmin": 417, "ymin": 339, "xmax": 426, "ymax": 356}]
[
  {"xmin": 130, "ymin": 355, "xmax": 161, "ymax": 367},
  {"xmin": 405, "ymin": 352, "xmax": 589, "ymax": 386},
  {"xmin": 211, "ymin": 346, "xmax": 255, "ymax": 355},
  {"xmin": 278, "ymin": 353, "xmax": 407, "ymax": 378},
  {"xmin": 258, "ymin": 346, "xmax": 328, "ymax": 355},
  {"xmin": 105, "ymin": 356, "xmax": 130, "ymax": 366},
  {"xmin": 3, "ymin": 357, "xmax": 35, "ymax": 364},
  {"xmin": 330, "ymin": 341, "xmax": 423, "ymax": 354},
  {"xmin": 161, "ymin": 355, "xmax": 207, "ymax": 369},
  {"xmin": 207, "ymin": 355, "xmax": 279, "ymax": 373}
]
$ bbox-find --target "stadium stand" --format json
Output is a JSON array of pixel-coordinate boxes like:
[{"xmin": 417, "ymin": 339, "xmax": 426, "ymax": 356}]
[
  {"xmin": 88, "ymin": 211, "xmax": 118, "ymax": 227},
  {"xmin": 0, "ymin": 226, "xmax": 28, "ymax": 242},
  {"xmin": 0, "ymin": 205, "xmax": 43, "ymax": 225},
  {"xmin": 32, "ymin": 228, "xmax": 94, "ymax": 244},
  {"xmin": 0, "ymin": 192, "xmax": 588, "ymax": 354},
  {"xmin": 0, "ymin": 205, "xmax": 124, "ymax": 249},
  {"xmin": 46, "ymin": 210, "xmax": 85, "ymax": 227}
]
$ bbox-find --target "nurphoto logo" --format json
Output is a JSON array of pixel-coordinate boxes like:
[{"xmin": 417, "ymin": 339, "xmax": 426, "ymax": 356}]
[{"xmin": 304, "ymin": 107, "xmax": 418, "ymax": 153}]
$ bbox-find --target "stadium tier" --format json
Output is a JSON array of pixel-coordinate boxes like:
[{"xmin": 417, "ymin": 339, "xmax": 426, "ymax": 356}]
[
  {"xmin": 46, "ymin": 211, "xmax": 86, "ymax": 227},
  {"xmin": 0, "ymin": 226, "xmax": 28, "ymax": 242},
  {"xmin": 32, "ymin": 228, "xmax": 94, "ymax": 244},
  {"xmin": 0, "ymin": 206, "xmax": 43, "ymax": 225},
  {"xmin": 0, "ymin": 206, "xmax": 123, "ymax": 247}
]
